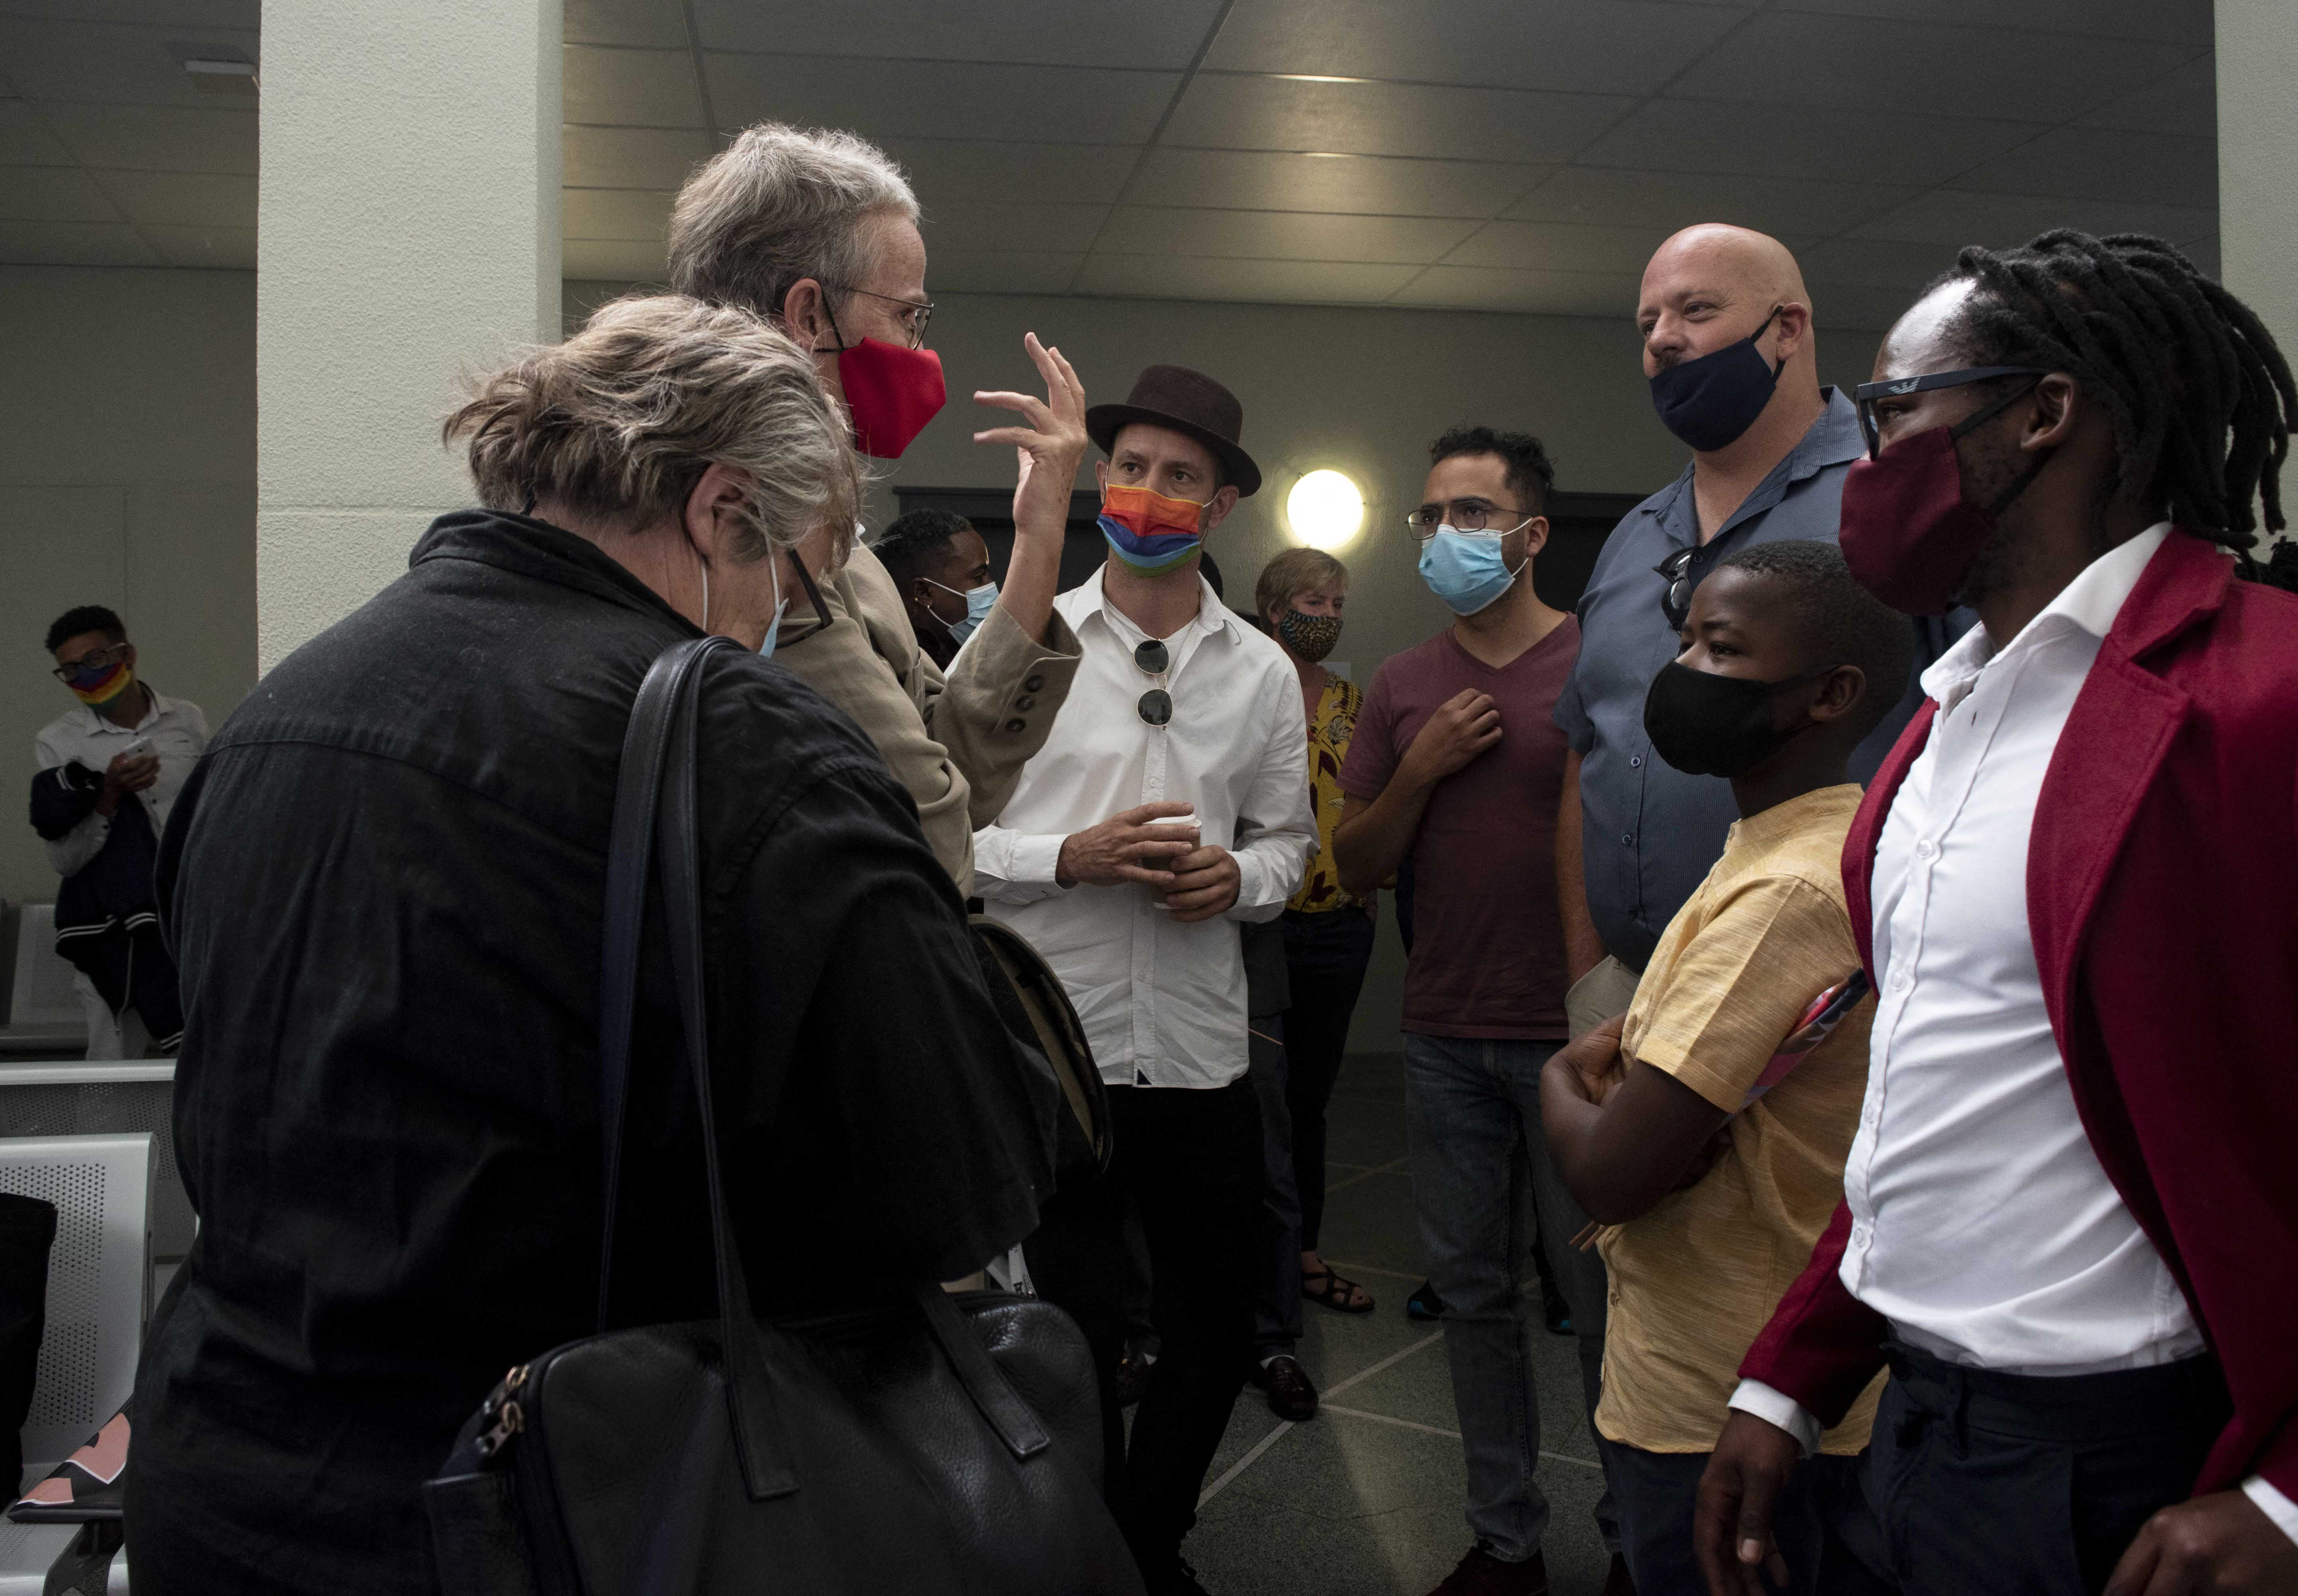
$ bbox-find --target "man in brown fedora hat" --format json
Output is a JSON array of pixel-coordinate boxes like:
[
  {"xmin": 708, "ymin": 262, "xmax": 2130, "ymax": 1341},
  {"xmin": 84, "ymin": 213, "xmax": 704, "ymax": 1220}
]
[{"xmin": 977, "ymin": 365, "xmax": 1315, "ymax": 1596}]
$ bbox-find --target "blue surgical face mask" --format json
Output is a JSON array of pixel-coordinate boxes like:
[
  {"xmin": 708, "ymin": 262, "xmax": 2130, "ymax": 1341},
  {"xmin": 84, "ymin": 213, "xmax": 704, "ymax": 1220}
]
[
  {"xmin": 1419, "ymin": 527, "xmax": 1522, "ymax": 616},
  {"xmin": 1648, "ymin": 304, "xmax": 1784, "ymax": 452},
  {"xmin": 928, "ymin": 577, "xmax": 998, "ymax": 646}
]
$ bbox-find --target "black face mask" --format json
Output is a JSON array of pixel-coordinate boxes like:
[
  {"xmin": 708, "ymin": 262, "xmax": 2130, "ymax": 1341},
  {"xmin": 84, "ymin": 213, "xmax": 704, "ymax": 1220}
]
[
  {"xmin": 1642, "ymin": 658, "xmax": 1836, "ymax": 778},
  {"xmin": 1648, "ymin": 305, "xmax": 1783, "ymax": 452}
]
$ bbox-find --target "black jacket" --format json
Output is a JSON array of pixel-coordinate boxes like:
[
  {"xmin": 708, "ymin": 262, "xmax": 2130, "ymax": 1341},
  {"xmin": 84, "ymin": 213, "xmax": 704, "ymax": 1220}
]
[
  {"xmin": 126, "ymin": 510, "xmax": 1062, "ymax": 1595},
  {"xmin": 28, "ymin": 758, "xmax": 182, "ymax": 1041}
]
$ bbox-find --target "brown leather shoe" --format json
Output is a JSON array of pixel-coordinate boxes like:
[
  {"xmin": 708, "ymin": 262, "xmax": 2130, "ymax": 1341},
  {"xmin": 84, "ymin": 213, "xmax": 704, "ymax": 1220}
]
[
  {"xmin": 1426, "ymin": 1544, "xmax": 1548, "ymax": 1596},
  {"xmin": 1248, "ymin": 1354, "xmax": 1318, "ymax": 1421},
  {"xmin": 1601, "ymin": 1551, "xmax": 1637, "ymax": 1596}
]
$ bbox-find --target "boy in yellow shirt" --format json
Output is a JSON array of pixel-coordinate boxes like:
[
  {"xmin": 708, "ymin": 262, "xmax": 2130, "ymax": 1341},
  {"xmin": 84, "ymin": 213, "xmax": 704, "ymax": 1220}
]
[{"xmin": 1540, "ymin": 540, "xmax": 1909, "ymax": 1595}]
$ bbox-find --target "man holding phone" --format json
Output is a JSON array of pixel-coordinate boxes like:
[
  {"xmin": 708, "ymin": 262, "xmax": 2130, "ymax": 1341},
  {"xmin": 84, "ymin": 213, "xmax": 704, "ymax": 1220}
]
[
  {"xmin": 31, "ymin": 606, "xmax": 208, "ymax": 1057},
  {"xmin": 974, "ymin": 366, "xmax": 1315, "ymax": 1596}
]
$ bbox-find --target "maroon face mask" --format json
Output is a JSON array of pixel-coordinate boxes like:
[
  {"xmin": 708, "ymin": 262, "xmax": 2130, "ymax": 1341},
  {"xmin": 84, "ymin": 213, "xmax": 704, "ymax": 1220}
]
[
  {"xmin": 838, "ymin": 337, "xmax": 946, "ymax": 460},
  {"xmin": 1838, "ymin": 383, "xmax": 2051, "ymax": 616}
]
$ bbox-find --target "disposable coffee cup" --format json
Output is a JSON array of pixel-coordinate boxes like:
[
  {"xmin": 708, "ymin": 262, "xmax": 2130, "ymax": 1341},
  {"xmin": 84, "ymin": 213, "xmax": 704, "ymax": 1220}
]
[{"xmin": 1144, "ymin": 813, "xmax": 1200, "ymax": 850}]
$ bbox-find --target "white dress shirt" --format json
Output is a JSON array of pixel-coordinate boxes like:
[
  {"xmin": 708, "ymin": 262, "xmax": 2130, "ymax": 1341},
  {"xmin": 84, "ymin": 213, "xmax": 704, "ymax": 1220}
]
[
  {"xmin": 33, "ymin": 686, "xmax": 210, "ymax": 875},
  {"xmin": 1729, "ymin": 525, "xmax": 2298, "ymax": 1541},
  {"xmin": 975, "ymin": 570, "xmax": 1315, "ymax": 1090}
]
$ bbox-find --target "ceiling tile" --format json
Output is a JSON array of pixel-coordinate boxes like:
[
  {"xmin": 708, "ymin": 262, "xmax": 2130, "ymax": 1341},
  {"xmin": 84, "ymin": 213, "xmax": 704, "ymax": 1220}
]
[
  {"xmin": 565, "ymin": 0, "xmax": 688, "ymax": 49},
  {"xmin": 1849, "ymin": 188, "xmax": 2216, "ymax": 248},
  {"xmin": 1794, "ymin": 235, "xmax": 1955, "ymax": 290},
  {"xmin": 563, "ymin": 124, "xmax": 714, "ymax": 189},
  {"xmin": 88, "ymin": 165, "xmax": 251, "ymax": 226},
  {"xmin": 1670, "ymin": 13, "xmax": 2191, "ymax": 123},
  {"xmin": 1774, "ymin": 0, "xmax": 2210, "ymax": 47},
  {"xmin": 1074, "ymin": 253, "xmax": 1420, "ymax": 305},
  {"xmin": 1949, "ymin": 128, "xmax": 2215, "ymax": 207},
  {"xmin": 2076, "ymin": 54, "xmax": 2214, "ymax": 136},
  {"xmin": 563, "ymin": 186, "xmax": 673, "ymax": 241},
  {"xmin": 1506, "ymin": 166, "xmax": 1918, "ymax": 238},
  {"xmin": 922, "ymin": 200, "xmax": 1110, "ymax": 255},
  {"xmin": 878, "ymin": 138, "xmax": 1141, "ymax": 206},
  {"xmin": 142, "ymin": 219, "xmax": 250, "ymax": 267},
  {"xmin": 1093, "ymin": 206, "xmax": 1474, "ymax": 264},
  {"xmin": 0, "ymin": 99, "xmax": 74, "ymax": 164},
  {"xmin": 1166, "ymin": 75, "xmax": 1633, "ymax": 165},
  {"xmin": 1125, "ymin": 148, "xmax": 1546, "ymax": 218},
  {"xmin": 0, "ymin": 3, "xmax": 256, "ymax": 23},
  {"xmin": 705, "ymin": 54, "xmax": 1179, "ymax": 146},
  {"xmin": 564, "ymin": 237, "xmax": 670, "ymax": 279},
  {"xmin": 0, "ymin": 17, "xmax": 258, "ymax": 108},
  {"xmin": 917, "ymin": 247, "xmax": 1081, "ymax": 295},
  {"xmin": 1577, "ymin": 99, "xmax": 2033, "ymax": 187},
  {"xmin": 563, "ymin": 45, "xmax": 704, "ymax": 128},
  {"xmin": 40, "ymin": 100, "xmax": 255, "ymax": 172},
  {"xmin": 1388, "ymin": 264, "xmax": 1639, "ymax": 316},
  {"xmin": 0, "ymin": 216, "xmax": 157, "ymax": 264},
  {"xmin": 1205, "ymin": 0, "xmax": 1744, "ymax": 96},
  {"xmin": 689, "ymin": 0, "xmax": 1228, "ymax": 70},
  {"xmin": 1442, "ymin": 218, "xmax": 1686, "ymax": 275},
  {"xmin": 0, "ymin": 164, "xmax": 118, "ymax": 221}
]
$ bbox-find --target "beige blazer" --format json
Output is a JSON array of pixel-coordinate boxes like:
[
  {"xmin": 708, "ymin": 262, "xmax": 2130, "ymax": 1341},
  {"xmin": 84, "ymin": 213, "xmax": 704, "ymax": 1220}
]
[{"xmin": 773, "ymin": 541, "xmax": 1081, "ymax": 896}]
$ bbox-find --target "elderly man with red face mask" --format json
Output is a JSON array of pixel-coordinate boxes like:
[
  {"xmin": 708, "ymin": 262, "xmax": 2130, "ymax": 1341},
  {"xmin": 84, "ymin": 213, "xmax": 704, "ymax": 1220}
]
[{"xmin": 667, "ymin": 122, "xmax": 1087, "ymax": 897}]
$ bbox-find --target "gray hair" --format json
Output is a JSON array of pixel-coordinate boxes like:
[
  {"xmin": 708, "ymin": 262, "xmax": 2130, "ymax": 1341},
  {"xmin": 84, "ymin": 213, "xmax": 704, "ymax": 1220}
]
[
  {"xmin": 666, "ymin": 122, "xmax": 919, "ymax": 324},
  {"xmin": 443, "ymin": 294, "xmax": 861, "ymax": 561}
]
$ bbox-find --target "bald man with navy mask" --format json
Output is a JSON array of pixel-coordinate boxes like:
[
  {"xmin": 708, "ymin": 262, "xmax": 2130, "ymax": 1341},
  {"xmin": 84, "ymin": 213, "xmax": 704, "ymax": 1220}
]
[{"xmin": 1554, "ymin": 226, "xmax": 1956, "ymax": 1030}]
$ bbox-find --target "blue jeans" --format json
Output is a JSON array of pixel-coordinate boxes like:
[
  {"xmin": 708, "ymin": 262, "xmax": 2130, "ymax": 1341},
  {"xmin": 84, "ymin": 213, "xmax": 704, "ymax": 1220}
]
[{"xmin": 1404, "ymin": 1033, "xmax": 1617, "ymax": 1562}]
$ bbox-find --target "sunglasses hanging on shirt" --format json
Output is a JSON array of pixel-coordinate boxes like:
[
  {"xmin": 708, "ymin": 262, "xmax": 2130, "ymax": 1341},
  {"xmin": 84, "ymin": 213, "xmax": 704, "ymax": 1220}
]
[{"xmin": 1134, "ymin": 639, "xmax": 1172, "ymax": 727}]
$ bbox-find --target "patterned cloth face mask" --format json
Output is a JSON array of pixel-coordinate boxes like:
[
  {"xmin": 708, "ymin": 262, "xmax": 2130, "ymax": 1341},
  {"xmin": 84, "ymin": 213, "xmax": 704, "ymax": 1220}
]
[{"xmin": 1277, "ymin": 609, "xmax": 1342, "ymax": 662}]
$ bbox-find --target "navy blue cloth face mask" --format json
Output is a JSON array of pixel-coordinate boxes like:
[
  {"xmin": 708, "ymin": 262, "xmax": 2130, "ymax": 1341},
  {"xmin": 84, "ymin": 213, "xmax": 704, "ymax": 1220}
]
[{"xmin": 1648, "ymin": 304, "xmax": 1784, "ymax": 451}]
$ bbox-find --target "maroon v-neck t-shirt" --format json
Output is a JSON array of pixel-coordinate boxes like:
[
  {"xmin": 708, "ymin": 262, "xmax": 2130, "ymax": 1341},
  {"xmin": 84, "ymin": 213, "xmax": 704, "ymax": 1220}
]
[{"xmin": 1340, "ymin": 619, "xmax": 1580, "ymax": 1040}]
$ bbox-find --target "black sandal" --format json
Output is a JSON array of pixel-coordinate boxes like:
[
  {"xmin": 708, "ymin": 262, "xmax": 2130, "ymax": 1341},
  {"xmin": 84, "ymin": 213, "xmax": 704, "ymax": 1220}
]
[{"xmin": 1301, "ymin": 1266, "xmax": 1375, "ymax": 1315}]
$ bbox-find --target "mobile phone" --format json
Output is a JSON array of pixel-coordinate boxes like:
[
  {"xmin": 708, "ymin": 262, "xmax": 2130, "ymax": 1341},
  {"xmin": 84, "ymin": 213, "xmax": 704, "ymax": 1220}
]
[{"xmin": 122, "ymin": 737, "xmax": 154, "ymax": 760}]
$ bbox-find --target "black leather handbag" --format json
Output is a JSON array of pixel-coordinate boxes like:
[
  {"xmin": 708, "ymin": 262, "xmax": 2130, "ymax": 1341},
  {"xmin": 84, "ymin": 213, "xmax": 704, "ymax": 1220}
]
[{"xmin": 422, "ymin": 636, "xmax": 1143, "ymax": 1596}]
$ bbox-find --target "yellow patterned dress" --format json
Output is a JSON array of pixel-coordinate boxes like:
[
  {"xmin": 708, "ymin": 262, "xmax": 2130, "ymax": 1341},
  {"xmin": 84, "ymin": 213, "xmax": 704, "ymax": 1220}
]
[{"xmin": 1289, "ymin": 674, "xmax": 1364, "ymax": 913}]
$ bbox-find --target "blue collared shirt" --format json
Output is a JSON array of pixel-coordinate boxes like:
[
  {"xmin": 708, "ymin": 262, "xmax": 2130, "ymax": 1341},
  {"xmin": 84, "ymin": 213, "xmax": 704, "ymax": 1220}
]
[{"xmin": 1554, "ymin": 388, "xmax": 1960, "ymax": 970}]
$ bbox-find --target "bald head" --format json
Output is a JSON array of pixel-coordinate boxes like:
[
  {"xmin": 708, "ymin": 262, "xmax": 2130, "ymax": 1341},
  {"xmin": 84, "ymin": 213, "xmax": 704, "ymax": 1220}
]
[{"xmin": 1647, "ymin": 225, "xmax": 1808, "ymax": 307}]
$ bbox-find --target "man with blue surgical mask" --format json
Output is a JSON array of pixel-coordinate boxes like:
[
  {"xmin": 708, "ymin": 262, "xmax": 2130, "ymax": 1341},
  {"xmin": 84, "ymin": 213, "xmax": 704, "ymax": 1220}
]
[
  {"xmin": 876, "ymin": 507, "xmax": 999, "ymax": 670},
  {"xmin": 1554, "ymin": 225, "xmax": 1953, "ymax": 1034},
  {"xmin": 1331, "ymin": 427, "xmax": 1627, "ymax": 1596}
]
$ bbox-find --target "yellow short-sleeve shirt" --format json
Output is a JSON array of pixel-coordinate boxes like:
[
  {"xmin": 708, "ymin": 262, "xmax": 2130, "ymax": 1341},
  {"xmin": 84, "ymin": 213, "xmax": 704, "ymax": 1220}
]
[
  {"xmin": 1594, "ymin": 783, "xmax": 1883, "ymax": 1456},
  {"xmin": 1289, "ymin": 674, "xmax": 1364, "ymax": 914}
]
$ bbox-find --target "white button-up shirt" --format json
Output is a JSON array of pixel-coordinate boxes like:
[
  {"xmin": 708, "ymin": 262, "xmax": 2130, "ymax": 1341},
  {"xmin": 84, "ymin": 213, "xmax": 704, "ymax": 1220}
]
[
  {"xmin": 1730, "ymin": 525, "xmax": 2298, "ymax": 1541},
  {"xmin": 975, "ymin": 570, "xmax": 1315, "ymax": 1090},
  {"xmin": 33, "ymin": 687, "xmax": 210, "ymax": 876}
]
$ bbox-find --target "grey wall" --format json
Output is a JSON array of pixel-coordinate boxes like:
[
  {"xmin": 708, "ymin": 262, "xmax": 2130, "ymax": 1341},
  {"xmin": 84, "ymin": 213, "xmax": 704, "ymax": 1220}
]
[
  {"xmin": 1, "ymin": 265, "xmax": 257, "ymax": 916},
  {"xmin": 575, "ymin": 281, "xmax": 1883, "ymax": 1052}
]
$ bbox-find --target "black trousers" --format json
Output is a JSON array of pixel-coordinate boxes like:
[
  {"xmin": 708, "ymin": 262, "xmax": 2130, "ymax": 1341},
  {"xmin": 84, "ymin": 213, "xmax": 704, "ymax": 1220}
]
[
  {"xmin": 1869, "ymin": 1342, "xmax": 2232, "ymax": 1595},
  {"xmin": 1277, "ymin": 907, "xmax": 1376, "ymax": 1252},
  {"xmin": 1025, "ymin": 1079, "xmax": 1263, "ymax": 1576},
  {"xmin": 1597, "ymin": 1438, "xmax": 1889, "ymax": 1596}
]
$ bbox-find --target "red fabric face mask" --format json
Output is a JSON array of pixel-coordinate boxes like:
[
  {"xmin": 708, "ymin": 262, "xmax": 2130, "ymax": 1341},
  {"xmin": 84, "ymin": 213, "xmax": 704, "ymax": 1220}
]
[
  {"xmin": 1838, "ymin": 385, "xmax": 2051, "ymax": 617},
  {"xmin": 837, "ymin": 338, "xmax": 946, "ymax": 460}
]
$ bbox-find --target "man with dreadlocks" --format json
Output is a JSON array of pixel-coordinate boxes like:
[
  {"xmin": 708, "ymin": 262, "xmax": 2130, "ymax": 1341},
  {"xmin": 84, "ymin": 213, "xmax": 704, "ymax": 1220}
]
[{"xmin": 1694, "ymin": 231, "xmax": 2298, "ymax": 1596}]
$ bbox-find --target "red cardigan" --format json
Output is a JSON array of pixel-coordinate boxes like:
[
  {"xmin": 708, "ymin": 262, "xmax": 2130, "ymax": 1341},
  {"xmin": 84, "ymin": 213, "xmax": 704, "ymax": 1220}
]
[{"xmin": 1740, "ymin": 530, "xmax": 2298, "ymax": 1501}]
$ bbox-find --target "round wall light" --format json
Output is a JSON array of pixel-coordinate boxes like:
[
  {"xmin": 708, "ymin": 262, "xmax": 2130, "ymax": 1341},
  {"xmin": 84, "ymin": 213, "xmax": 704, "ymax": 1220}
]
[{"xmin": 1286, "ymin": 468, "xmax": 1364, "ymax": 550}]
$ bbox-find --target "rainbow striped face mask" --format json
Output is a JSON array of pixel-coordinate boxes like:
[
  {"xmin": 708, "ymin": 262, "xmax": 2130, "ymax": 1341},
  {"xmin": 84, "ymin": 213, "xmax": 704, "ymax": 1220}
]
[
  {"xmin": 65, "ymin": 656, "xmax": 134, "ymax": 707},
  {"xmin": 1098, "ymin": 483, "xmax": 1206, "ymax": 576}
]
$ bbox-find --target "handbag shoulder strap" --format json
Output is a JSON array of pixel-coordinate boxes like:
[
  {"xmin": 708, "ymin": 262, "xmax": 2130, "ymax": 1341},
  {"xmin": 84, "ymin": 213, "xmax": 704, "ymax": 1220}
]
[{"xmin": 594, "ymin": 634, "xmax": 797, "ymax": 1502}]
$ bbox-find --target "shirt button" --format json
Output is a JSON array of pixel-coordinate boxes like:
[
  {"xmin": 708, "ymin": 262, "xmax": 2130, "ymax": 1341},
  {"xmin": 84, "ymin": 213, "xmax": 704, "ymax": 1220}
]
[
  {"xmin": 1004, "ymin": 717, "xmax": 1027, "ymax": 733},
  {"xmin": 1015, "ymin": 695, "xmax": 1036, "ymax": 710},
  {"xmin": 1892, "ymin": 970, "xmax": 1910, "ymax": 991},
  {"xmin": 1851, "ymin": 1224, "xmax": 1870, "ymax": 1244},
  {"xmin": 1024, "ymin": 674, "xmax": 1046, "ymax": 692},
  {"xmin": 1915, "ymin": 840, "xmax": 1936, "ymax": 858},
  {"xmin": 1622, "ymin": 833, "xmax": 1634, "ymax": 846},
  {"xmin": 1629, "ymin": 755, "xmax": 1643, "ymax": 768}
]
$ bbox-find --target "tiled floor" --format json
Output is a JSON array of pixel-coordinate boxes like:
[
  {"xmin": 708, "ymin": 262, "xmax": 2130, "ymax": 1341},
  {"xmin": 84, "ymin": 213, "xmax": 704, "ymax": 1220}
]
[{"xmin": 1182, "ymin": 1051, "xmax": 1615, "ymax": 1596}]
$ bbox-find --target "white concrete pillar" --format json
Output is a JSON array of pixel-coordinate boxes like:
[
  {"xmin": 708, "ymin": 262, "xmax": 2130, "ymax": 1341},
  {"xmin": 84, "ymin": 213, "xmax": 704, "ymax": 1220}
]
[
  {"xmin": 257, "ymin": 0, "xmax": 562, "ymax": 671},
  {"xmin": 2216, "ymin": 0, "xmax": 2298, "ymax": 543}
]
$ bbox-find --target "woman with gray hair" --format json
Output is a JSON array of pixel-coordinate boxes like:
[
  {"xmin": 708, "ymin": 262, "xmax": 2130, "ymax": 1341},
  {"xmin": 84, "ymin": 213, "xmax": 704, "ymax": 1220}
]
[{"xmin": 123, "ymin": 295, "xmax": 1064, "ymax": 1596}]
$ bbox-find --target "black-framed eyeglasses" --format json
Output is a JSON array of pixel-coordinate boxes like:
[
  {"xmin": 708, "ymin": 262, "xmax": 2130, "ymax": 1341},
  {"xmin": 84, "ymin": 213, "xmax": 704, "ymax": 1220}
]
[
  {"xmin": 828, "ymin": 284, "xmax": 935, "ymax": 349},
  {"xmin": 1852, "ymin": 365, "xmax": 2046, "ymax": 460},
  {"xmin": 52, "ymin": 642, "xmax": 129, "ymax": 684},
  {"xmin": 1403, "ymin": 500, "xmax": 1535, "ymax": 539},
  {"xmin": 1133, "ymin": 639, "xmax": 1172, "ymax": 727},
  {"xmin": 1654, "ymin": 547, "xmax": 1699, "ymax": 632}
]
